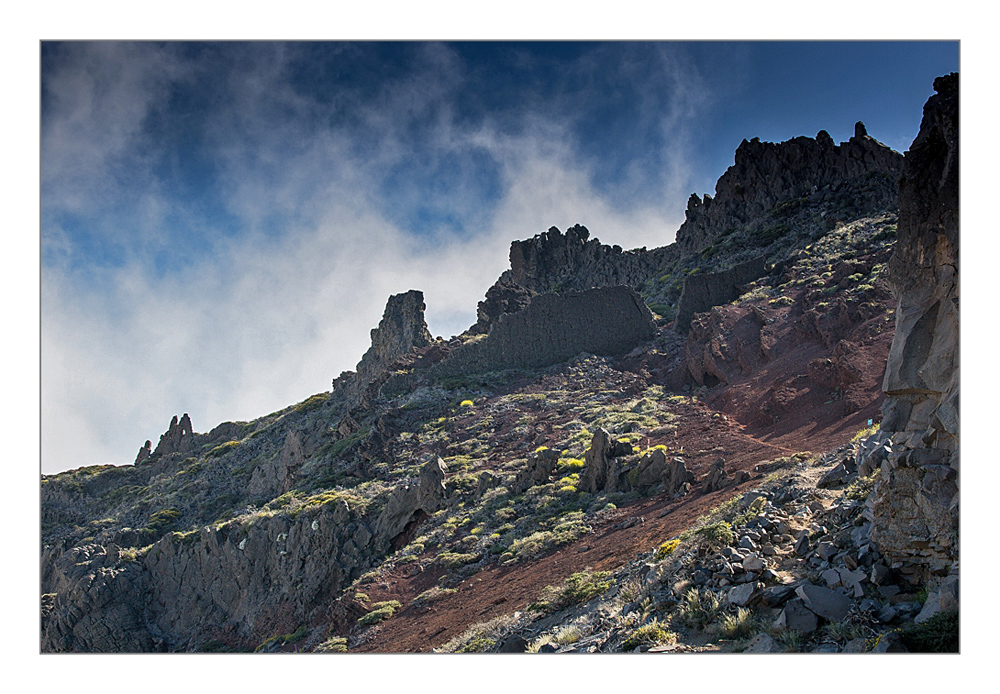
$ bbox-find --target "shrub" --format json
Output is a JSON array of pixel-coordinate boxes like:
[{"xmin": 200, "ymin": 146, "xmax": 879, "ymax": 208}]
[
  {"xmin": 293, "ymin": 392, "xmax": 329, "ymax": 414},
  {"xmin": 413, "ymin": 587, "xmax": 457, "ymax": 606},
  {"xmin": 439, "ymin": 614, "xmax": 520, "ymax": 653},
  {"xmin": 529, "ymin": 569, "xmax": 611, "ymax": 615},
  {"xmin": 144, "ymin": 508, "xmax": 181, "ymax": 535},
  {"xmin": 654, "ymin": 538, "xmax": 681, "ymax": 561},
  {"xmin": 459, "ymin": 399, "xmax": 474, "ymax": 408},
  {"xmin": 207, "ymin": 440, "xmax": 241, "ymax": 458},
  {"xmin": 358, "ymin": 604, "xmax": 397, "ymax": 626},
  {"xmin": 689, "ymin": 521, "xmax": 734, "ymax": 548},
  {"xmin": 314, "ymin": 637, "xmax": 348, "ymax": 653},
  {"xmin": 435, "ymin": 551, "xmax": 480, "ymax": 569},
  {"xmin": 678, "ymin": 588, "xmax": 724, "ymax": 630},
  {"xmin": 254, "ymin": 626, "xmax": 310, "ymax": 651},
  {"xmin": 719, "ymin": 607, "xmax": 760, "ymax": 640},
  {"xmin": 897, "ymin": 612, "xmax": 959, "ymax": 652},
  {"xmin": 621, "ymin": 620, "xmax": 677, "ymax": 651},
  {"xmin": 556, "ymin": 457, "xmax": 585, "ymax": 473},
  {"xmin": 845, "ymin": 469, "xmax": 880, "ymax": 500}
]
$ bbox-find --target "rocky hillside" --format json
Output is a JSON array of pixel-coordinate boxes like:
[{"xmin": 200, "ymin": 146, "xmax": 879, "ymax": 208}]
[{"xmin": 40, "ymin": 75, "xmax": 959, "ymax": 654}]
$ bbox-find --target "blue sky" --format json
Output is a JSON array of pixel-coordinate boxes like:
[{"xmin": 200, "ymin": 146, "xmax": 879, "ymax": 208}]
[{"xmin": 39, "ymin": 40, "xmax": 958, "ymax": 474}]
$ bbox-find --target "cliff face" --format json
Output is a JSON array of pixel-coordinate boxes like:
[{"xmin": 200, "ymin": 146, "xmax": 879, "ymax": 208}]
[
  {"xmin": 438, "ymin": 286, "xmax": 655, "ymax": 377},
  {"xmin": 675, "ymin": 124, "xmax": 903, "ymax": 254},
  {"xmin": 866, "ymin": 74, "xmax": 959, "ymax": 584}
]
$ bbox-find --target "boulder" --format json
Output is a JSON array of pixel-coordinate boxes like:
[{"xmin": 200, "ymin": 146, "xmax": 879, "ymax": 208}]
[
  {"xmin": 761, "ymin": 584, "xmax": 796, "ymax": 608},
  {"xmin": 728, "ymin": 581, "xmax": 759, "ymax": 607},
  {"xmin": 914, "ymin": 573, "xmax": 959, "ymax": 624},
  {"xmin": 375, "ymin": 457, "xmax": 449, "ymax": 543},
  {"xmin": 773, "ymin": 598, "xmax": 818, "ymax": 634},
  {"xmin": 795, "ymin": 583, "xmax": 853, "ymax": 622},
  {"xmin": 744, "ymin": 633, "xmax": 782, "ymax": 653},
  {"xmin": 632, "ymin": 449, "xmax": 694, "ymax": 495},
  {"xmin": 703, "ymin": 458, "xmax": 732, "ymax": 493}
]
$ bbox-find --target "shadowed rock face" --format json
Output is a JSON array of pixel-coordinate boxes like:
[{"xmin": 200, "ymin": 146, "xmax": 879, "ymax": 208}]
[
  {"xmin": 867, "ymin": 73, "xmax": 959, "ymax": 584},
  {"xmin": 675, "ymin": 256, "xmax": 767, "ymax": 334},
  {"xmin": 435, "ymin": 286, "xmax": 656, "ymax": 377},
  {"xmin": 675, "ymin": 125, "xmax": 903, "ymax": 254}
]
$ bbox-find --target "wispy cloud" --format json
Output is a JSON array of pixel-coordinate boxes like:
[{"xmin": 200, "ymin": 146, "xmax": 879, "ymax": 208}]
[{"xmin": 41, "ymin": 42, "xmax": 710, "ymax": 473}]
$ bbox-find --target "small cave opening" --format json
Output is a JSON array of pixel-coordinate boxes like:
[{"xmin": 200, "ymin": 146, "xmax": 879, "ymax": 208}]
[
  {"xmin": 702, "ymin": 373, "xmax": 721, "ymax": 388},
  {"xmin": 390, "ymin": 509, "xmax": 429, "ymax": 552}
]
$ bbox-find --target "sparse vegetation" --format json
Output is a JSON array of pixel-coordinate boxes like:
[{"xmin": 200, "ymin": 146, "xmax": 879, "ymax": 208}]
[
  {"xmin": 529, "ymin": 569, "xmax": 612, "ymax": 615},
  {"xmin": 621, "ymin": 620, "xmax": 677, "ymax": 651}
]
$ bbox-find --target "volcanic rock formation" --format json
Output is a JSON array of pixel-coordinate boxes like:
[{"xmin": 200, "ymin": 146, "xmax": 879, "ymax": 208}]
[
  {"xmin": 436, "ymin": 286, "xmax": 656, "ymax": 377},
  {"xmin": 336, "ymin": 290, "xmax": 433, "ymax": 408},
  {"xmin": 473, "ymin": 225, "xmax": 677, "ymax": 333},
  {"xmin": 152, "ymin": 413, "xmax": 194, "ymax": 457},
  {"xmin": 675, "ymin": 124, "xmax": 904, "ymax": 253},
  {"xmin": 867, "ymin": 73, "xmax": 959, "ymax": 583}
]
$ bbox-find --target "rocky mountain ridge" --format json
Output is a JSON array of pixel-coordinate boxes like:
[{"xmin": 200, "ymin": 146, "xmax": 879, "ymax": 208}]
[{"xmin": 40, "ymin": 74, "xmax": 958, "ymax": 654}]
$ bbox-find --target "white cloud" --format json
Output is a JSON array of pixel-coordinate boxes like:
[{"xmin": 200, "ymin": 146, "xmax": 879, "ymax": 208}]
[{"xmin": 40, "ymin": 43, "xmax": 706, "ymax": 474}]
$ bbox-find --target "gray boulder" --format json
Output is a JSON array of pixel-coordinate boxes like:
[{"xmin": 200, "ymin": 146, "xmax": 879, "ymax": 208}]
[
  {"xmin": 795, "ymin": 583, "xmax": 853, "ymax": 622},
  {"xmin": 773, "ymin": 598, "xmax": 818, "ymax": 634},
  {"xmin": 744, "ymin": 633, "xmax": 782, "ymax": 653}
]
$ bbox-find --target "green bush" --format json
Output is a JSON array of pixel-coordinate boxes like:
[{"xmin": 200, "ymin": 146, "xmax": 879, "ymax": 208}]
[
  {"xmin": 621, "ymin": 621, "xmax": 677, "ymax": 651},
  {"xmin": 898, "ymin": 612, "xmax": 958, "ymax": 652},
  {"xmin": 358, "ymin": 602, "xmax": 401, "ymax": 626},
  {"xmin": 719, "ymin": 607, "xmax": 760, "ymax": 640},
  {"xmin": 293, "ymin": 392, "xmax": 330, "ymax": 414},
  {"xmin": 207, "ymin": 440, "xmax": 241, "ymax": 458},
  {"xmin": 529, "ymin": 569, "xmax": 611, "ymax": 615},
  {"xmin": 688, "ymin": 521, "xmax": 734, "ymax": 548},
  {"xmin": 314, "ymin": 637, "xmax": 348, "ymax": 653},
  {"xmin": 654, "ymin": 538, "xmax": 681, "ymax": 561},
  {"xmin": 144, "ymin": 508, "xmax": 181, "ymax": 535},
  {"xmin": 678, "ymin": 588, "xmax": 724, "ymax": 630}
]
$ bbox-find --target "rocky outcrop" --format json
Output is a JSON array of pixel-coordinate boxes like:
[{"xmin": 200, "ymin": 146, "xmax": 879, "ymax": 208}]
[
  {"xmin": 675, "ymin": 124, "xmax": 903, "ymax": 254},
  {"xmin": 152, "ymin": 413, "xmax": 194, "ymax": 457},
  {"xmin": 336, "ymin": 290, "xmax": 433, "ymax": 408},
  {"xmin": 675, "ymin": 256, "xmax": 767, "ymax": 334},
  {"xmin": 474, "ymin": 225, "xmax": 677, "ymax": 332},
  {"xmin": 134, "ymin": 440, "xmax": 152, "ymax": 465},
  {"xmin": 41, "ymin": 491, "xmax": 392, "ymax": 652},
  {"xmin": 578, "ymin": 429, "xmax": 633, "ymax": 494},
  {"xmin": 435, "ymin": 286, "xmax": 656, "ymax": 377},
  {"xmin": 248, "ymin": 430, "xmax": 303, "ymax": 501},
  {"xmin": 471, "ymin": 279, "xmax": 534, "ymax": 335},
  {"xmin": 866, "ymin": 74, "xmax": 959, "ymax": 584},
  {"xmin": 41, "ymin": 544, "xmax": 156, "ymax": 652},
  {"xmin": 374, "ymin": 457, "xmax": 449, "ymax": 548},
  {"xmin": 631, "ymin": 448, "xmax": 694, "ymax": 497},
  {"xmin": 511, "ymin": 447, "xmax": 560, "ymax": 494}
]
